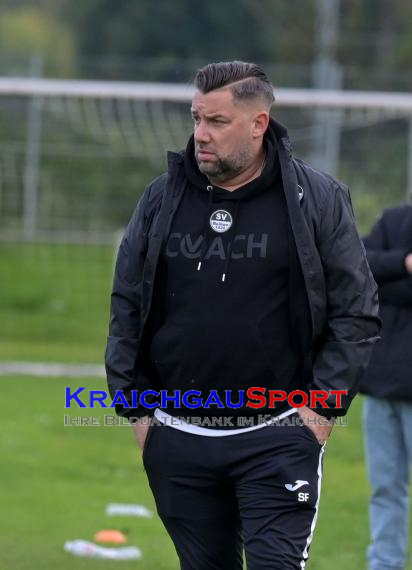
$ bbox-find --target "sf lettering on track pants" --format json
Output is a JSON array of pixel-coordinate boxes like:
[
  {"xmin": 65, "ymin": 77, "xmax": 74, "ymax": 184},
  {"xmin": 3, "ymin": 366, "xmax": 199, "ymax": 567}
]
[{"xmin": 143, "ymin": 415, "xmax": 326, "ymax": 570}]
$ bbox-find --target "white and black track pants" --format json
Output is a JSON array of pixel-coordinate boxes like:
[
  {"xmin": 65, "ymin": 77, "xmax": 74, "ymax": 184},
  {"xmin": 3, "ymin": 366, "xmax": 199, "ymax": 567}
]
[{"xmin": 143, "ymin": 413, "xmax": 326, "ymax": 570}]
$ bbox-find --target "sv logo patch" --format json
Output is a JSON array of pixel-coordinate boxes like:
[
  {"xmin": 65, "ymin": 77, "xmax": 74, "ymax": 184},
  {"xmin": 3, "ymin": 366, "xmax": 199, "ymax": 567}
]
[{"xmin": 209, "ymin": 210, "xmax": 233, "ymax": 233}]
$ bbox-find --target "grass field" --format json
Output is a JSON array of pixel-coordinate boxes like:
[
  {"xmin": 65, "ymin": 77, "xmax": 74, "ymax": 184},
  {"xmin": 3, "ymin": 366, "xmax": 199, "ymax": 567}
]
[
  {"xmin": 0, "ymin": 242, "xmax": 113, "ymax": 362},
  {"xmin": 2, "ymin": 376, "xmax": 411, "ymax": 570},
  {"xmin": 1, "ymin": 376, "xmax": 177, "ymax": 570},
  {"xmin": 1, "ymin": 241, "xmax": 411, "ymax": 569}
]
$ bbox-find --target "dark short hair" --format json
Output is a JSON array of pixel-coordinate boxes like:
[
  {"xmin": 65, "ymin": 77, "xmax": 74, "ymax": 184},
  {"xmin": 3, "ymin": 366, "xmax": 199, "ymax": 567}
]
[{"xmin": 194, "ymin": 61, "xmax": 275, "ymax": 108}]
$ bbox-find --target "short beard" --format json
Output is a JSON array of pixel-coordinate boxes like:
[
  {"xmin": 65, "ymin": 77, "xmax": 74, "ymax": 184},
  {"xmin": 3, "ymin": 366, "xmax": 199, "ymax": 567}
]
[{"xmin": 196, "ymin": 147, "xmax": 254, "ymax": 183}]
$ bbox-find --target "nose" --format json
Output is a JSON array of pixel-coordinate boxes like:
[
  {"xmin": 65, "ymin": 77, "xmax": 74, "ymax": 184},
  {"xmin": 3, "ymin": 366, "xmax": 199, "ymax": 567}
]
[{"xmin": 194, "ymin": 121, "xmax": 211, "ymax": 144}]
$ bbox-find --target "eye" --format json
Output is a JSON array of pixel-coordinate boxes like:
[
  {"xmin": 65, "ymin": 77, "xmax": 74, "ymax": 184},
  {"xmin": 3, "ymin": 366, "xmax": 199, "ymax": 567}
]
[
  {"xmin": 192, "ymin": 116, "xmax": 200, "ymax": 125},
  {"xmin": 211, "ymin": 118, "xmax": 229, "ymax": 127}
]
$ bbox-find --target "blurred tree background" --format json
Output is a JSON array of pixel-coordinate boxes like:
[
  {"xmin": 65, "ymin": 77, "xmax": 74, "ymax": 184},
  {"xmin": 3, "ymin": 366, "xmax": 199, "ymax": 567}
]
[{"xmin": 0, "ymin": 0, "xmax": 411, "ymax": 88}]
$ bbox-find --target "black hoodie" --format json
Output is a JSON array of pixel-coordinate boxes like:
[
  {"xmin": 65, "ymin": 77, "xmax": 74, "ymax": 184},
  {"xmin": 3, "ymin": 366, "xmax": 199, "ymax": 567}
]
[{"xmin": 148, "ymin": 129, "xmax": 302, "ymax": 422}]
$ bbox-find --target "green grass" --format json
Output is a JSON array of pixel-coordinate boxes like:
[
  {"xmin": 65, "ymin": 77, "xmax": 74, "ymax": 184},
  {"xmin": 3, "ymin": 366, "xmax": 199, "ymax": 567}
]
[
  {"xmin": 1, "ymin": 377, "xmax": 411, "ymax": 570},
  {"xmin": 1, "ymin": 241, "xmax": 411, "ymax": 569},
  {"xmin": 0, "ymin": 242, "xmax": 114, "ymax": 362},
  {"xmin": 1, "ymin": 376, "xmax": 178, "ymax": 570}
]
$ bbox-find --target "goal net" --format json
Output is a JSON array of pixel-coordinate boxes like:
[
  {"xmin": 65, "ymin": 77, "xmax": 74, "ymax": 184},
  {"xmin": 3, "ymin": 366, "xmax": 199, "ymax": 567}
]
[{"xmin": 1, "ymin": 78, "xmax": 411, "ymax": 369}]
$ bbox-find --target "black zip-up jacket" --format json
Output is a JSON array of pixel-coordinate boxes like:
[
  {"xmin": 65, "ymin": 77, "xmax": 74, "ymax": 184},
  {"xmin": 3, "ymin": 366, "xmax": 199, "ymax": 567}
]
[
  {"xmin": 105, "ymin": 119, "xmax": 380, "ymax": 419},
  {"xmin": 360, "ymin": 205, "xmax": 412, "ymax": 400}
]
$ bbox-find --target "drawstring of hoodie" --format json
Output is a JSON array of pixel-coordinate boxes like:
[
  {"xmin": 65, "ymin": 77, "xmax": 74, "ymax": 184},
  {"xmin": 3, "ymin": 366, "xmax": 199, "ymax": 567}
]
[
  {"xmin": 196, "ymin": 185, "xmax": 214, "ymax": 272},
  {"xmin": 196, "ymin": 185, "xmax": 241, "ymax": 283},
  {"xmin": 221, "ymin": 200, "xmax": 240, "ymax": 282}
]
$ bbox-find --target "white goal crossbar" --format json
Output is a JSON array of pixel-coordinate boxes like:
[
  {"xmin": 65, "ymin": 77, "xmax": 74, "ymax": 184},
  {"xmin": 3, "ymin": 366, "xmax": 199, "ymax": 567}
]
[{"xmin": 1, "ymin": 77, "xmax": 412, "ymax": 112}]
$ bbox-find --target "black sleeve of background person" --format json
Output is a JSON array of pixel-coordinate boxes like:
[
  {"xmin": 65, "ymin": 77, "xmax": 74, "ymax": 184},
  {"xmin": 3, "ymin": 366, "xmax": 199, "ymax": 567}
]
[
  {"xmin": 379, "ymin": 277, "xmax": 412, "ymax": 306},
  {"xmin": 363, "ymin": 211, "xmax": 409, "ymax": 285}
]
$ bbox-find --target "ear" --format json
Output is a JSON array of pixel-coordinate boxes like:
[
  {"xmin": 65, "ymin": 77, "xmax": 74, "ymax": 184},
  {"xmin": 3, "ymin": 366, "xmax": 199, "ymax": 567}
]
[{"xmin": 251, "ymin": 111, "xmax": 270, "ymax": 138}]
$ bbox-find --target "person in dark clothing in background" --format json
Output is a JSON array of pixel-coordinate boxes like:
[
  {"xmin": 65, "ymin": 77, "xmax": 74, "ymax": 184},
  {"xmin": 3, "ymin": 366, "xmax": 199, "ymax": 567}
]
[
  {"xmin": 105, "ymin": 61, "xmax": 380, "ymax": 569},
  {"xmin": 361, "ymin": 205, "xmax": 412, "ymax": 570},
  {"xmin": 361, "ymin": 204, "xmax": 412, "ymax": 570}
]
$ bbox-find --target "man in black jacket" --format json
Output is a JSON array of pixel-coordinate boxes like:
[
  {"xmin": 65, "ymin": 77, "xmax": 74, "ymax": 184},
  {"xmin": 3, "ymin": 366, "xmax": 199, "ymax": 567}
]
[
  {"xmin": 105, "ymin": 61, "xmax": 380, "ymax": 569},
  {"xmin": 361, "ymin": 204, "xmax": 412, "ymax": 570}
]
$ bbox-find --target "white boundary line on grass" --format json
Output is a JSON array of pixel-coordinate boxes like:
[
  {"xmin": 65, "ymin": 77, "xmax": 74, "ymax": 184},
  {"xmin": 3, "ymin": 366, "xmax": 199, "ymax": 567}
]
[{"xmin": 0, "ymin": 362, "xmax": 105, "ymax": 377}]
